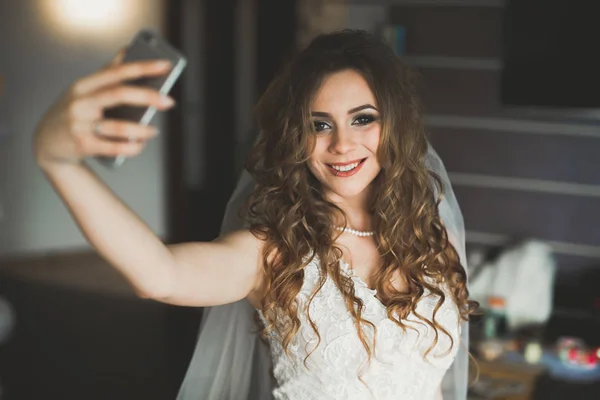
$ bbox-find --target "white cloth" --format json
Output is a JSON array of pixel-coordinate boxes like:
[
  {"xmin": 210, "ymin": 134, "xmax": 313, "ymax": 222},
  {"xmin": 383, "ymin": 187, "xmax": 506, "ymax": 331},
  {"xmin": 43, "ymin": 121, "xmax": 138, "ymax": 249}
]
[
  {"xmin": 259, "ymin": 259, "xmax": 461, "ymax": 400},
  {"xmin": 469, "ymin": 239, "xmax": 557, "ymax": 330},
  {"xmin": 177, "ymin": 143, "xmax": 470, "ymax": 400}
]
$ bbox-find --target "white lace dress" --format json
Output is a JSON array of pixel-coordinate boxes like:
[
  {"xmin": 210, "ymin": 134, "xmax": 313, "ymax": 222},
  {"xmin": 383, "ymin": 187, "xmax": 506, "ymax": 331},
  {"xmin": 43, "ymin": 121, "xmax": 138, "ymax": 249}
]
[{"xmin": 258, "ymin": 259, "xmax": 462, "ymax": 400}]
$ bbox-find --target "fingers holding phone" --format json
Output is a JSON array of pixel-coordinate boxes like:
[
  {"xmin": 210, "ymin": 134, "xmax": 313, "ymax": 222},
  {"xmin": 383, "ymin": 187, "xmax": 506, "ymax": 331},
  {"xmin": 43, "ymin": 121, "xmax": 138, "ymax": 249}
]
[
  {"xmin": 33, "ymin": 30, "xmax": 186, "ymax": 170},
  {"xmin": 33, "ymin": 58, "xmax": 175, "ymax": 169},
  {"xmin": 92, "ymin": 119, "xmax": 160, "ymax": 143},
  {"xmin": 97, "ymin": 30, "xmax": 187, "ymax": 168},
  {"xmin": 74, "ymin": 59, "xmax": 172, "ymax": 97}
]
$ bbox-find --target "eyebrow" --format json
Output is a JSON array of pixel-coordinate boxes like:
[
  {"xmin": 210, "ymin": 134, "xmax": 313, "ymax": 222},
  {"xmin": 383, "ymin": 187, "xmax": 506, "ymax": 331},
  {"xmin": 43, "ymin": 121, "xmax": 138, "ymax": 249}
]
[{"xmin": 311, "ymin": 104, "xmax": 378, "ymax": 118}]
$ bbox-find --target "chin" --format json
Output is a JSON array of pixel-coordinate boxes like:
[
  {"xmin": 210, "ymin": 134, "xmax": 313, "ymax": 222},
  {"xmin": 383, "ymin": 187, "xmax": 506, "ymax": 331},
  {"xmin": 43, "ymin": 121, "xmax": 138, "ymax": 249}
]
[
  {"xmin": 320, "ymin": 170, "xmax": 381, "ymax": 202},
  {"xmin": 326, "ymin": 181, "xmax": 373, "ymax": 200}
]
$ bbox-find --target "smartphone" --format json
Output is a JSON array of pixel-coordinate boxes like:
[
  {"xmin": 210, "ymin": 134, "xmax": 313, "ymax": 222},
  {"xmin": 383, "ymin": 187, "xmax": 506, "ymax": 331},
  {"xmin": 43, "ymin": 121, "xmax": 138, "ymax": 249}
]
[{"xmin": 97, "ymin": 29, "xmax": 187, "ymax": 168}]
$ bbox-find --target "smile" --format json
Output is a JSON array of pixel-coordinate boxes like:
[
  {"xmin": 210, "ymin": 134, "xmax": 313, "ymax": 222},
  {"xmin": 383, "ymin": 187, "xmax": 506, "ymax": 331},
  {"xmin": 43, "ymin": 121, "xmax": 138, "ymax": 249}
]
[{"xmin": 325, "ymin": 158, "xmax": 367, "ymax": 177}]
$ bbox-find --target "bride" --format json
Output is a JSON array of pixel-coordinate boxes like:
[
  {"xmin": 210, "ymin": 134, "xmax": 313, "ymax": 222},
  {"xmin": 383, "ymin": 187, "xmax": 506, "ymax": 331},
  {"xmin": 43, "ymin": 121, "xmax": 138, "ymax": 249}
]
[{"xmin": 34, "ymin": 30, "xmax": 476, "ymax": 399}]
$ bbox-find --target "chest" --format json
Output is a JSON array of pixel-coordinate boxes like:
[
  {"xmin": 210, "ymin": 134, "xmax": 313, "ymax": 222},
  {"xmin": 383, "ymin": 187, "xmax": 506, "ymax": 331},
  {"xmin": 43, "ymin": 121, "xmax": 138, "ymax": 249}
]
[{"xmin": 336, "ymin": 237, "xmax": 407, "ymax": 292}]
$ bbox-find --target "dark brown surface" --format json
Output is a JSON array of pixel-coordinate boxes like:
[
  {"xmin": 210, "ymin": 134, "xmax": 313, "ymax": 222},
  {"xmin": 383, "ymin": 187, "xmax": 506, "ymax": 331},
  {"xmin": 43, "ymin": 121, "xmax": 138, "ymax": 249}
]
[
  {"xmin": 418, "ymin": 67, "xmax": 505, "ymax": 117},
  {"xmin": 390, "ymin": 6, "xmax": 503, "ymax": 58},
  {"xmin": 0, "ymin": 251, "xmax": 135, "ymax": 298},
  {"xmin": 455, "ymin": 186, "xmax": 600, "ymax": 247},
  {"xmin": 417, "ymin": 67, "xmax": 600, "ymax": 121},
  {"xmin": 429, "ymin": 127, "xmax": 600, "ymax": 186}
]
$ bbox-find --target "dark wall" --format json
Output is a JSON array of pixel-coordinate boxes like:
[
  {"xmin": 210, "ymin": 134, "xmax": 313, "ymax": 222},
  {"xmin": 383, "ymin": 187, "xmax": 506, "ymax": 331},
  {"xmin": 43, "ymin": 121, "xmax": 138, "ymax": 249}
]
[
  {"xmin": 390, "ymin": 4, "xmax": 600, "ymax": 312},
  {"xmin": 166, "ymin": 0, "xmax": 297, "ymax": 243}
]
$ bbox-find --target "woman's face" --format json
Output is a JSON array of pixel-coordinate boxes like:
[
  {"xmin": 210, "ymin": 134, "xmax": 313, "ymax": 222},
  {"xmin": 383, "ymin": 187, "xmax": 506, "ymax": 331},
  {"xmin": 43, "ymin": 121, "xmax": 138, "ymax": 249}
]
[{"xmin": 307, "ymin": 69, "xmax": 382, "ymax": 204}]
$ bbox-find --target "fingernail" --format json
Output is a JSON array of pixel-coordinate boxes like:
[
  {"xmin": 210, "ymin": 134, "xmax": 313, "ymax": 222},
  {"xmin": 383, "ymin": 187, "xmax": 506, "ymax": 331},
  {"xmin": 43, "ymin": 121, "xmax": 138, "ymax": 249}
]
[
  {"xmin": 161, "ymin": 96, "xmax": 175, "ymax": 107},
  {"xmin": 150, "ymin": 126, "xmax": 159, "ymax": 135}
]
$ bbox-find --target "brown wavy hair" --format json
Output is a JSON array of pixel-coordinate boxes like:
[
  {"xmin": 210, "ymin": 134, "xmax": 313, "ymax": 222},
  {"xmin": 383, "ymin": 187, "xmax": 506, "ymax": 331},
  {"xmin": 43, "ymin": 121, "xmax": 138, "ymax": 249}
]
[{"xmin": 245, "ymin": 30, "xmax": 477, "ymax": 364}]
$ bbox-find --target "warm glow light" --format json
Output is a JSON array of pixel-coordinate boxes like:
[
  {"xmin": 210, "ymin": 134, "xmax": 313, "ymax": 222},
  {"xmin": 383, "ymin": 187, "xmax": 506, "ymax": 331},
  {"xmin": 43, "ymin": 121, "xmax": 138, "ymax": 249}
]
[{"xmin": 42, "ymin": 0, "xmax": 134, "ymax": 34}]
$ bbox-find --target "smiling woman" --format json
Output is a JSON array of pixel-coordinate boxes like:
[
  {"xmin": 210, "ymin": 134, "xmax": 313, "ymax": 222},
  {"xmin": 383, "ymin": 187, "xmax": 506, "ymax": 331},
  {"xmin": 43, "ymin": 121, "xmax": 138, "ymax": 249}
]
[
  {"xmin": 32, "ymin": 27, "xmax": 474, "ymax": 400},
  {"xmin": 237, "ymin": 30, "xmax": 476, "ymax": 399}
]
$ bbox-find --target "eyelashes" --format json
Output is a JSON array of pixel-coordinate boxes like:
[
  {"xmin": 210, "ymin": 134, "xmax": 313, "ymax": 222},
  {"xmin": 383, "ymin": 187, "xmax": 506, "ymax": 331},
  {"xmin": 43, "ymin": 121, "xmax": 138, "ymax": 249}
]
[
  {"xmin": 312, "ymin": 113, "xmax": 379, "ymax": 133},
  {"xmin": 352, "ymin": 114, "xmax": 377, "ymax": 126},
  {"xmin": 313, "ymin": 121, "xmax": 331, "ymax": 132}
]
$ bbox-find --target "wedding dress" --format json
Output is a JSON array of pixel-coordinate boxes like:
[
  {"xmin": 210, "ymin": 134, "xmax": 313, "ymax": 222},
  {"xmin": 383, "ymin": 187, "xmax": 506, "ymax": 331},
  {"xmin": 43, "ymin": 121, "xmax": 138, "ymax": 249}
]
[
  {"xmin": 259, "ymin": 258, "xmax": 460, "ymax": 400},
  {"xmin": 177, "ymin": 144, "xmax": 469, "ymax": 400}
]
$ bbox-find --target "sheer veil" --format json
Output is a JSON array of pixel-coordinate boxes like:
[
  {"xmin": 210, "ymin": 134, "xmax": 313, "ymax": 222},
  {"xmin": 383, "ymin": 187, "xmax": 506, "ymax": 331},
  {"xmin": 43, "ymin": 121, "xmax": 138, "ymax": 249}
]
[{"xmin": 177, "ymin": 143, "xmax": 469, "ymax": 400}]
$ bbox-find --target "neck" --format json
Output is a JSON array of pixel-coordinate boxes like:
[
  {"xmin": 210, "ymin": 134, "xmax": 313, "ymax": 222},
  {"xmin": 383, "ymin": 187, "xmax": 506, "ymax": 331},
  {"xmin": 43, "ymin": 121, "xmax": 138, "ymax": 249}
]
[{"xmin": 327, "ymin": 191, "xmax": 373, "ymax": 232}]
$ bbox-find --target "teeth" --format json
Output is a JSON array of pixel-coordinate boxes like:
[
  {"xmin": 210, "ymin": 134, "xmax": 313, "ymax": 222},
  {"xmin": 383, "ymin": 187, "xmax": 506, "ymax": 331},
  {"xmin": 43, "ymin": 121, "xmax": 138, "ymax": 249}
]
[{"xmin": 331, "ymin": 161, "xmax": 360, "ymax": 172}]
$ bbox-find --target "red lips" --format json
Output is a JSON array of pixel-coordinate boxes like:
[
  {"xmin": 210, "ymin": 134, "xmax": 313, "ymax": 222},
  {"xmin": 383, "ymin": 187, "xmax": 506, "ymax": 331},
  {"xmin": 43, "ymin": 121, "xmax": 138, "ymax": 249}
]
[{"xmin": 325, "ymin": 158, "xmax": 367, "ymax": 177}]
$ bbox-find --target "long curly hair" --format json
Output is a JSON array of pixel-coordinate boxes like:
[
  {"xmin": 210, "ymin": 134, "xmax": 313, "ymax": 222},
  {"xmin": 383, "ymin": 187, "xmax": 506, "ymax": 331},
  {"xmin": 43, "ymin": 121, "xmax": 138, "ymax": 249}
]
[{"xmin": 245, "ymin": 30, "xmax": 477, "ymax": 363}]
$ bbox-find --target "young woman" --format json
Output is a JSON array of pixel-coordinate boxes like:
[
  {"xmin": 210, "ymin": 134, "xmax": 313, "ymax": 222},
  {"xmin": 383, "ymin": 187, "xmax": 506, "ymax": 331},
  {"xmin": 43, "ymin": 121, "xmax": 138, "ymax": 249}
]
[{"xmin": 34, "ymin": 30, "xmax": 476, "ymax": 399}]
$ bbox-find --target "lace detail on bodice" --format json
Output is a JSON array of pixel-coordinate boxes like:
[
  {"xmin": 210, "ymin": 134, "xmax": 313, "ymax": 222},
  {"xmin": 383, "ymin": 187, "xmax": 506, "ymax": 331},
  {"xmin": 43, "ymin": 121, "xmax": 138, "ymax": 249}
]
[{"xmin": 258, "ymin": 259, "xmax": 461, "ymax": 400}]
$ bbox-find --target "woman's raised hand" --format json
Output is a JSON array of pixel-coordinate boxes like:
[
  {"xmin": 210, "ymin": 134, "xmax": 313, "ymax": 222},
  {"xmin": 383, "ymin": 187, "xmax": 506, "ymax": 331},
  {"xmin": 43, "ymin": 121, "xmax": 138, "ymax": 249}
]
[{"xmin": 34, "ymin": 50, "xmax": 175, "ymax": 169}]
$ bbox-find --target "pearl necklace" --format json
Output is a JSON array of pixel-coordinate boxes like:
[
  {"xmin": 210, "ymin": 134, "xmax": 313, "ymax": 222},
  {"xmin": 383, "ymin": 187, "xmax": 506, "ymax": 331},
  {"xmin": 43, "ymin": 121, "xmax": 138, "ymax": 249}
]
[{"xmin": 334, "ymin": 226, "xmax": 374, "ymax": 237}]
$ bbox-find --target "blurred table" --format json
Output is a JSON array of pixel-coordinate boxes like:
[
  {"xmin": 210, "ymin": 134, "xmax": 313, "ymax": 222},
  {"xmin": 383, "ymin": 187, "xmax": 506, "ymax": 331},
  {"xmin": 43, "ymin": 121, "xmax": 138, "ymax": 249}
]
[
  {"xmin": 469, "ymin": 357, "xmax": 546, "ymax": 400},
  {"xmin": 0, "ymin": 251, "xmax": 136, "ymax": 298}
]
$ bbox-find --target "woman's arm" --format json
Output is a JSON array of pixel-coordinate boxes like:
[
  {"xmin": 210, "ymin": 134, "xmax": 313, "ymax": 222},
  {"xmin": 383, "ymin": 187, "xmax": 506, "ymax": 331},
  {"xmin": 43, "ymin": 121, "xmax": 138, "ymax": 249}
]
[
  {"xmin": 34, "ymin": 53, "xmax": 263, "ymax": 307},
  {"xmin": 42, "ymin": 162, "xmax": 263, "ymax": 306}
]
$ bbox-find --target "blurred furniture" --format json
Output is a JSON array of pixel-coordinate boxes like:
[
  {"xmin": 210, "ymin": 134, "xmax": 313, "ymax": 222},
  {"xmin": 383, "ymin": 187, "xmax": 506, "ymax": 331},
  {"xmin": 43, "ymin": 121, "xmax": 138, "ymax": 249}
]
[
  {"xmin": 469, "ymin": 357, "xmax": 546, "ymax": 400},
  {"xmin": 0, "ymin": 251, "xmax": 201, "ymax": 400},
  {"xmin": 468, "ymin": 310, "xmax": 600, "ymax": 400}
]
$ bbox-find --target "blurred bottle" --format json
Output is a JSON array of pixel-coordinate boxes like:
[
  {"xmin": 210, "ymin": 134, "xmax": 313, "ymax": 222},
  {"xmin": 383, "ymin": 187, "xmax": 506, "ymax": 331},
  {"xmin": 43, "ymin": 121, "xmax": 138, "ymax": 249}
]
[{"xmin": 484, "ymin": 296, "xmax": 508, "ymax": 339}]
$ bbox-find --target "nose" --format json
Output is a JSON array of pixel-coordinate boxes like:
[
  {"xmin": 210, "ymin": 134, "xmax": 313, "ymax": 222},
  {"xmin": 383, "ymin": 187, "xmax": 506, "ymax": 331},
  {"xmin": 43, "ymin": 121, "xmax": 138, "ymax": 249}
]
[{"xmin": 328, "ymin": 126, "xmax": 356, "ymax": 155}]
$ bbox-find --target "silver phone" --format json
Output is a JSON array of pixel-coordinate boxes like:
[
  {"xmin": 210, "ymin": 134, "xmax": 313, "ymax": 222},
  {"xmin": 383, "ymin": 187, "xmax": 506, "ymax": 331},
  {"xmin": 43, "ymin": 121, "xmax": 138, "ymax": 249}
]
[{"xmin": 97, "ymin": 29, "xmax": 187, "ymax": 168}]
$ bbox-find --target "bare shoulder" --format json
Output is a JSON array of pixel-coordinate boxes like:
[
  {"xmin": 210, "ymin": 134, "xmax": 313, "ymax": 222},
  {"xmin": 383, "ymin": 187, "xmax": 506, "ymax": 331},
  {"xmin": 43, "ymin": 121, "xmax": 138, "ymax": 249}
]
[{"xmin": 213, "ymin": 229, "xmax": 268, "ymax": 308}]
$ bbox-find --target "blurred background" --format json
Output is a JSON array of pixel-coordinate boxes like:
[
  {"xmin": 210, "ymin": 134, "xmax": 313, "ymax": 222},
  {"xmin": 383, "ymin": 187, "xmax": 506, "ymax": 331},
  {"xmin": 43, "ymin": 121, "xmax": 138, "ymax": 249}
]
[{"xmin": 0, "ymin": 0, "xmax": 599, "ymax": 399}]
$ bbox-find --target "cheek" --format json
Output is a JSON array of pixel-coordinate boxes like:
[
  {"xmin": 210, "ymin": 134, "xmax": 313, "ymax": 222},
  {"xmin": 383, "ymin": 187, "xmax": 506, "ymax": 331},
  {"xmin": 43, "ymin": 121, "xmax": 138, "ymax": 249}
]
[
  {"xmin": 366, "ymin": 126, "xmax": 381, "ymax": 155},
  {"xmin": 307, "ymin": 159, "xmax": 318, "ymax": 176},
  {"xmin": 309, "ymin": 137, "xmax": 329, "ymax": 162},
  {"xmin": 307, "ymin": 139, "xmax": 324, "ymax": 175}
]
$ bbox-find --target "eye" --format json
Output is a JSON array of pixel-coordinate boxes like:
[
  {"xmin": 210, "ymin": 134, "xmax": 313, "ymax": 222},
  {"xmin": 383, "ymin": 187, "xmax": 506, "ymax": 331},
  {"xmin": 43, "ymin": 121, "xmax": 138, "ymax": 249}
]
[
  {"xmin": 312, "ymin": 120, "xmax": 332, "ymax": 133},
  {"xmin": 352, "ymin": 114, "xmax": 377, "ymax": 126}
]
